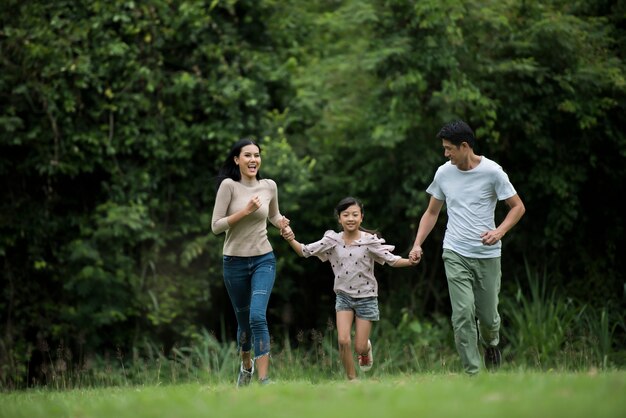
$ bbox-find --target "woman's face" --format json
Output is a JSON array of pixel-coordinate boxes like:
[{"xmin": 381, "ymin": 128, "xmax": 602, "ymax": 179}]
[
  {"xmin": 338, "ymin": 204, "xmax": 363, "ymax": 233},
  {"xmin": 235, "ymin": 144, "xmax": 261, "ymax": 181}
]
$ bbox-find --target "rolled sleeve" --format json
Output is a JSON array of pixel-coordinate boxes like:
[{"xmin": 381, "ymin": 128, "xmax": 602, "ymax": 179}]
[
  {"xmin": 302, "ymin": 231, "xmax": 338, "ymax": 262},
  {"xmin": 368, "ymin": 243, "xmax": 401, "ymax": 265}
]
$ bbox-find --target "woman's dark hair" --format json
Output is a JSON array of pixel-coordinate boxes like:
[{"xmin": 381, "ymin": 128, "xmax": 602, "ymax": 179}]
[
  {"xmin": 334, "ymin": 196, "xmax": 380, "ymax": 237},
  {"xmin": 215, "ymin": 137, "xmax": 263, "ymax": 191}
]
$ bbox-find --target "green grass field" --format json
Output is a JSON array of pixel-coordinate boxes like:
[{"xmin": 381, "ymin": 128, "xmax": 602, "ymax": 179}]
[{"xmin": 1, "ymin": 371, "xmax": 624, "ymax": 418}]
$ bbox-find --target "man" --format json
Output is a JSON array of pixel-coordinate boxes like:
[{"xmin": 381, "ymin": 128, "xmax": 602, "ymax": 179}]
[{"xmin": 409, "ymin": 120, "xmax": 525, "ymax": 375}]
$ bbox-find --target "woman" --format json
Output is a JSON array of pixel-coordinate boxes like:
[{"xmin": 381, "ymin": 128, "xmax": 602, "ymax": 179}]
[{"xmin": 211, "ymin": 137, "xmax": 288, "ymax": 387}]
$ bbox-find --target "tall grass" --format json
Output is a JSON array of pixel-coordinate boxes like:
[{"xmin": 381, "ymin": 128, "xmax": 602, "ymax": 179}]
[
  {"xmin": 2, "ymin": 265, "xmax": 624, "ymax": 391},
  {"xmin": 500, "ymin": 261, "xmax": 625, "ymax": 371}
]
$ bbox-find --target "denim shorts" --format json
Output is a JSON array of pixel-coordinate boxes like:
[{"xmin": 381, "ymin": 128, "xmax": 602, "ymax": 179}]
[{"xmin": 335, "ymin": 292, "xmax": 379, "ymax": 321}]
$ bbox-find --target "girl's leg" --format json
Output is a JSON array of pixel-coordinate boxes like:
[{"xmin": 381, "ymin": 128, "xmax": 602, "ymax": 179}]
[
  {"xmin": 249, "ymin": 252, "xmax": 276, "ymax": 380},
  {"xmin": 353, "ymin": 317, "xmax": 372, "ymax": 355},
  {"xmin": 336, "ymin": 310, "xmax": 356, "ymax": 380}
]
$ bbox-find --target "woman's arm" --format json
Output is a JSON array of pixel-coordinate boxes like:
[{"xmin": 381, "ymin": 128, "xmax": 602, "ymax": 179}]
[{"xmin": 212, "ymin": 180, "xmax": 265, "ymax": 234}]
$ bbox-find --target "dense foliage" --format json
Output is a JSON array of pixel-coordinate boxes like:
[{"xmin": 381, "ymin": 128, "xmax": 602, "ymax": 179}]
[{"xmin": 1, "ymin": 0, "xmax": 624, "ymax": 388}]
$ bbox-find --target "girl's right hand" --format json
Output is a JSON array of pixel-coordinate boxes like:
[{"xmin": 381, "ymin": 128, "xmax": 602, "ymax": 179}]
[{"xmin": 409, "ymin": 246, "xmax": 423, "ymax": 262}]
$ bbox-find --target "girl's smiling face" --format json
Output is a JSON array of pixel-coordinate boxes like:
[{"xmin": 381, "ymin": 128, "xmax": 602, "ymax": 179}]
[{"xmin": 338, "ymin": 204, "xmax": 363, "ymax": 233}]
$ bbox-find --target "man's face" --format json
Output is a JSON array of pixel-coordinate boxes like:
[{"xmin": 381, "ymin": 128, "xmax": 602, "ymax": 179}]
[{"xmin": 442, "ymin": 139, "xmax": 466, "ymax": 166}]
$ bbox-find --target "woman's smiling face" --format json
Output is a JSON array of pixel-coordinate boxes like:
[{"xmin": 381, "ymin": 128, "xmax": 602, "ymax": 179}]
[{"xmin": 235, "ymin": 144, "xmax": 261, "ymax": 180}]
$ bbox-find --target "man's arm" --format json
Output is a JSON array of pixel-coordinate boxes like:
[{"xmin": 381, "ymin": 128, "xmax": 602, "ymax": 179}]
[
  {"xmin": 409, "ymin": 196, "xmax": 444, "ymax": 261},
  {"xmin": 481, "ymin": 194, "xmax": 526, "ymax": 246}
]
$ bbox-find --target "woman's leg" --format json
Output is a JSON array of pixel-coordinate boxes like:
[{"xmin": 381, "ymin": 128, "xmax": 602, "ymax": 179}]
[
  {"xmin": 241, "ymin": 351, "xmax": 253, "ymax": 370},
  {"xmin": 223, "ymin": 256, "xmax": 253, "ymax": 357},
  {"xmin": 249, "ymin": 252, "xmax": 276, "ymax": 380}
]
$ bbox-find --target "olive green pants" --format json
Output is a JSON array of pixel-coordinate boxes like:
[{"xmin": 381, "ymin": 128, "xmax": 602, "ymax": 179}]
[{"xmin": 442, "ymin": 249, "xmax": 501, "ymax": 375}]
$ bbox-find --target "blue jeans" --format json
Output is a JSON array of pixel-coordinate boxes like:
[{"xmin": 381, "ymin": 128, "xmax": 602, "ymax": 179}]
[{"xmin": 223, "ymin": 252, "xmax": 276, "ymax": 358}]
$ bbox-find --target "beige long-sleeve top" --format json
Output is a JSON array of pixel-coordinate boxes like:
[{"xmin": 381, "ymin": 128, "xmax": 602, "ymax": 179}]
[{"xmin": 211, "ymin": 177, "xmax": 284, "ymax": 256}]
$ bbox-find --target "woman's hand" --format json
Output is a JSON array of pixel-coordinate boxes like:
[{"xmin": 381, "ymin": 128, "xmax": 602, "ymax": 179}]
[
  {"xmin": 281, "ymin": 225, "xmax": 295, "ymax": 241},
  {"xmin": 245, "ymin": 195, "xmax": 262, "ymax": 215}
]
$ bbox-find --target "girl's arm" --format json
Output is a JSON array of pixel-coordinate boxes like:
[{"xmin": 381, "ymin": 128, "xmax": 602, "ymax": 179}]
[
  {"xmin": 392, "ymin": 257, "xmax": 420, "ymax": 268},
  {"xmin": 281, "ymin": 226, "xmax": 304, "ymax": 257}
]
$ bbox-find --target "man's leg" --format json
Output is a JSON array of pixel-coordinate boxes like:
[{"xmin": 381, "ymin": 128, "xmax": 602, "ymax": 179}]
[
  {"xmin": 443, "ymin": 249, "xmax": 481, "ymax": 375},
  {"xmin": 475, "ymin": 256, "xmax": 502, "ymax": 369}
]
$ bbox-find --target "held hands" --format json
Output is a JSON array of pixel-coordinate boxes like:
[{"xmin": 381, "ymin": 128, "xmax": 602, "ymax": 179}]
[
  {"xmin": 409, "ymin": 246, "xmax": 424, "ymax": 263},
  {"xmin": 281, "ymin": 225, "xmax": 295, "ymax": 241},
  {"xmin": 279, "ymin": 217, "xmax": 295, "ymax": 241}
]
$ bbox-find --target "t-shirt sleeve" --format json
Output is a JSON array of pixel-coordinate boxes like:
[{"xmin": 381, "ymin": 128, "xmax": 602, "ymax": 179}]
[
  {"xmin": 211, "ymin": 180, "xmax": 232, "ymax": 235},
  {"xmin": 426, "ymin": 167, "xmax": 445, "ymax": 200},
  {"xmin": 494, "ymin": 167, "xmax": 517, "ymax": 201},
  {"xmin": 301, "ymin": 231, "xmax": 337, "ymax": 262}
]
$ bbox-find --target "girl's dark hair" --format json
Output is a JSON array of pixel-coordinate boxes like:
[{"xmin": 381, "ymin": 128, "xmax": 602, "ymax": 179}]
[
  {"xmin": 334, "ymin": 196, "xmax": 380, "ymax": 237},
  {"xmin": 215, "ymin": 137, "xmax": 263, "ymax": 191}
]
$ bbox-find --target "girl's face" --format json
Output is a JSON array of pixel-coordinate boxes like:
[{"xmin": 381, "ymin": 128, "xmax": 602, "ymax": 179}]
[
  {"xmin": 235, "ymin": 144, "xmax": 261, "ymax": 181},
  {"xmin": 338, "ymin": 204, "xmax": 363, "ymax": 233}
]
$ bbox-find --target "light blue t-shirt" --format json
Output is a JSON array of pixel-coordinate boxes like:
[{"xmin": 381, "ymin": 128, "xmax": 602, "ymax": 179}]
[{"xmin": 426, "ymin": 156, "xmax": 517, "ymax": 258}]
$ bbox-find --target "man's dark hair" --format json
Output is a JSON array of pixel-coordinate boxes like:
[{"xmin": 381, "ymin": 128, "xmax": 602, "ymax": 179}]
[{"xmin": 436, "ymin": 120, "xmax": 475, "ymax": 148}]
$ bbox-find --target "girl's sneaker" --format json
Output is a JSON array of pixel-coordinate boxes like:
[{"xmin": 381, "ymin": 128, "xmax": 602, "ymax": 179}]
[{"xmin": 358, "ymin": 340, "xmax": 374, "ymax": 372}]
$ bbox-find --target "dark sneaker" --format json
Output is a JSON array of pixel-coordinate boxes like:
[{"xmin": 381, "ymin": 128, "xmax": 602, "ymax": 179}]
[
  {"xmin": 259, "ymin": 377, "xmax": 274, "ymax": 386},
  {"xmin": 237, "ymin": 362, "xmax": 254, "ymax": 387},
  {"xmin": 358, "ymin": 340, "xmax": 374, "ymax": 372},
  {"xmin": 484, "ymin": 346, "xmax": 502, "ymax": 371}
]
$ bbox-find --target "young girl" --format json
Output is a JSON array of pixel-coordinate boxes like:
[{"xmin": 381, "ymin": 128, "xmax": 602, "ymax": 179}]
[{"xmin": 281, "ymin": 196, "xmax": 418, "ymax": 380}]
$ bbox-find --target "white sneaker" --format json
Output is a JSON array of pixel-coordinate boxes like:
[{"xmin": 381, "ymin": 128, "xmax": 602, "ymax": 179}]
[
  {"xmin": 358, "ymin": 340, "xmax": 373, "ymax": 372},
  {"xmin": 237, "ymin": 362, "xmax": 254, "ymax": 387}
]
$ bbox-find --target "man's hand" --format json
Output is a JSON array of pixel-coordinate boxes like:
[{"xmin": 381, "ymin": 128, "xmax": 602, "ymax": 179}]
[{"xmin": 409, "ymin": 245, "xmax": 424, "ymax": 262}]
